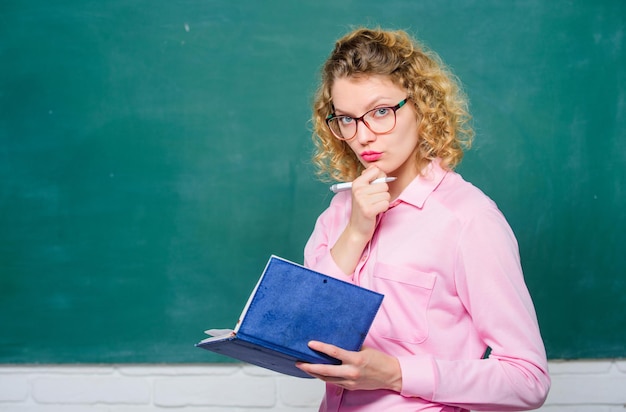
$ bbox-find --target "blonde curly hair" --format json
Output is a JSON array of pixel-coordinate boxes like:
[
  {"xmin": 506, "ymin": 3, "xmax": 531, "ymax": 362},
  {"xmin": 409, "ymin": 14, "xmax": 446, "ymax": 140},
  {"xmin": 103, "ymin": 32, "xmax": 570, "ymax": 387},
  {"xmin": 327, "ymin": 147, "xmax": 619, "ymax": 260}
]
[{"xmin": 311, "ymin": 27, "xmax": 474, "ymax": 182}]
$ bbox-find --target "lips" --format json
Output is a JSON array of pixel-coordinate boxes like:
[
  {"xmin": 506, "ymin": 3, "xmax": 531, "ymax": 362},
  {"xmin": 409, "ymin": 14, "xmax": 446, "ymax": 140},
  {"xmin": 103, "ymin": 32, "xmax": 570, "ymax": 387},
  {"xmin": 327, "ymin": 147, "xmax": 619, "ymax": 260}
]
[{"xmin": 361, "ymin": 151, "xmax": 382, "ymax": 162}]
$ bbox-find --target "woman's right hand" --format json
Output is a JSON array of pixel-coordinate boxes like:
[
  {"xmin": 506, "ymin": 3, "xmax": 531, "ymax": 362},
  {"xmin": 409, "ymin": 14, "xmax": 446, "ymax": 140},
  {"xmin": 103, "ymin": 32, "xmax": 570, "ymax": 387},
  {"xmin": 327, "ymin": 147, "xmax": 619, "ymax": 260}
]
[
  {"xmin": 330, "ymin": 166, "xmax": 391, "ymax": 275},
  {"xmin": 348, "ymin": 166, "xmax": 392, "ymax": 241}
]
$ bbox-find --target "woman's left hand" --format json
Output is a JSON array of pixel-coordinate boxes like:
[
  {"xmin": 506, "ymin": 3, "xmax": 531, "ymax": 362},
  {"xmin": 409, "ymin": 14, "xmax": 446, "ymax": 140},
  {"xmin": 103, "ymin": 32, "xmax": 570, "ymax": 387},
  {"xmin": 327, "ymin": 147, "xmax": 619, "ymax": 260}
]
[{"xmin": 296, "ymin": 340, "xmax": 402, "ymax": 392}]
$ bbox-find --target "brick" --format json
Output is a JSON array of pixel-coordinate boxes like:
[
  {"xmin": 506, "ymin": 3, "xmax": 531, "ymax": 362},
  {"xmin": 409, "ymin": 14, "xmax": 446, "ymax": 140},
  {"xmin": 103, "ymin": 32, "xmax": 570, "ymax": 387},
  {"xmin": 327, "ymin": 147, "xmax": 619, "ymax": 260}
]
[
  {"xmin": 546, "ymin": 373, "xmax": 626, "ymax": 404},
  {"xmin": 242, "ymin": 364, "xmax": 283, "ymax": 377},
  {"xmin": 108, "ymin": 407, "xmax": 204, "ymax": 412},
  {"xmin": 109, "ymin": 408, "xmax": 234, "ymax": 412},
  {"xmin": 0, "ymin": 375, "xmax": 28, "ymax": 401},
  {"xmin": 278, "ymin": 377, "xmax": 324, "ymax": 407},
  {"xmin": 4, "ymin": 361, "xmax": 626, "ymax": 411},
  {"xmin": 31, "ymin": 376, "xmax": 150, "ymax": 404},
  {"xmin": 0, "ymin": 365, "xmax": 113, "ymax": 375},
  {"xmin": 547, "ymin": 360, "xmax": 612, "ymax": 375},
  {"xmin": 153, "ymin": 374, "xmax": 275, "ymax": 407},
  {"xmin": 118, "ymin": 364, "xmax": 240, "ymax": 377},
  {"xmin": 0, "ymin": 407, "xmax": 109, "ymax": 412}
]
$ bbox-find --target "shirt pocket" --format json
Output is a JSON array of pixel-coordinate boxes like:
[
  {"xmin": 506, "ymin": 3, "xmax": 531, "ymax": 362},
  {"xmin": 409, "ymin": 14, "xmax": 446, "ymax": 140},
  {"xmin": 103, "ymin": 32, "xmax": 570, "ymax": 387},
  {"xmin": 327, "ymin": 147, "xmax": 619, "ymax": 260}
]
[{"xmin": 370, "ymin": 262, "xmax": 436, "ymax": 344}]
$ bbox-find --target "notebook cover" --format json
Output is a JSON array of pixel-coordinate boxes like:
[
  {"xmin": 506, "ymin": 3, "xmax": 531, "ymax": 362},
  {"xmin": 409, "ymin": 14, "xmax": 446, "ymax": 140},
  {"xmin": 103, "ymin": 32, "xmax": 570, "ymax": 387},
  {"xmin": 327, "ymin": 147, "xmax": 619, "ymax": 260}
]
[{"xmin": 197, "ymin": 256, "xmax": 384, "ymax": 378}]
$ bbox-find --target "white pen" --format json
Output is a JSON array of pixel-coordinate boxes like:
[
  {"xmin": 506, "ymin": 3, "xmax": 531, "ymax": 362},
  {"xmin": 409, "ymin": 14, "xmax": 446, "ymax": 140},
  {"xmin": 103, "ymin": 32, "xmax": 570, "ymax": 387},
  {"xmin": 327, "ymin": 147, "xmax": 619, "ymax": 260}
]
[{"xmin": 330, "ymin": 177, "xmax": 397, "ymax": 193}]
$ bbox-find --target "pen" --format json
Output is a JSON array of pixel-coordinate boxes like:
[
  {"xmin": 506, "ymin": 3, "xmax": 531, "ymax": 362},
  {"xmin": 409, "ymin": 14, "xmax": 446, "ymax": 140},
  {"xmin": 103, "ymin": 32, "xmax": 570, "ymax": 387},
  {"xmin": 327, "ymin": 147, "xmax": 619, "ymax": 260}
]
[{"xmin": 330, "ymin": 177, "xmax": 397, "ymax": 193}]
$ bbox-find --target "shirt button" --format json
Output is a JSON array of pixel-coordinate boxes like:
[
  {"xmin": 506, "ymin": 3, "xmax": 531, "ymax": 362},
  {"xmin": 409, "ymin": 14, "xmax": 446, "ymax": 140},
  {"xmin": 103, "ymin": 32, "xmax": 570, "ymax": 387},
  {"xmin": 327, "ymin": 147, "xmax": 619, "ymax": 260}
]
[{"xmin": 335, "ymin": 387, "xmax": 343, "ymax": 396}]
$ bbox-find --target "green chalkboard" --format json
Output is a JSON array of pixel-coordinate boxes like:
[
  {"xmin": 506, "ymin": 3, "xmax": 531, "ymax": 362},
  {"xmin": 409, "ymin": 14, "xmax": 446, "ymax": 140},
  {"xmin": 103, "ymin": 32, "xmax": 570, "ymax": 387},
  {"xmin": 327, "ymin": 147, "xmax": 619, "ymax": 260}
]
[{"xmin": 1, "ymin": 1, "xmax": 624, "ymax": 363}]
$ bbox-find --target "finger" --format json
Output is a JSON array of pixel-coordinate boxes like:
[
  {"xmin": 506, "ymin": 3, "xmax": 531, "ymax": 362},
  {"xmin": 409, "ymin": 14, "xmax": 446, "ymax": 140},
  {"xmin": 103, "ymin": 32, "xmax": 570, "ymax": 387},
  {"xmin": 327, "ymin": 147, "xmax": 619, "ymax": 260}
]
[
  {"xmin": 308, "ymin": 340, "xmax": 360, "ymax": 365},
  {"xmin": 297, "ymin": 363, "xmax": 347, "ymax": 382},
  {"xmin": 294, "ymin": 362, "xmax": 319, "ymax": 378},
  {"xmin": 361, "ymin": 165, "xmax": 381, "ymax": 178},
  {"xmin": 354, "ymin": 190, "xmax": 391, "ymax": 211},
  {"xmin": 354, "ymin": 167, "xmax": 383, "ymax": 188},
  {"xmin": 352, "ymin": 183, "xmax": 391, "ymax": 204}
]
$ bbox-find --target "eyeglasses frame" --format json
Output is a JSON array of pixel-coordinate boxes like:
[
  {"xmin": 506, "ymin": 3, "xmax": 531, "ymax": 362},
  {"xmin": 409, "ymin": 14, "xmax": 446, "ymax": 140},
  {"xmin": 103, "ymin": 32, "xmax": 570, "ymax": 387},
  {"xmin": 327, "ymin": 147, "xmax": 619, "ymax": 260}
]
[{"xmin": 325, "ymin": 98, "xmax": 410, "ymax": 141}]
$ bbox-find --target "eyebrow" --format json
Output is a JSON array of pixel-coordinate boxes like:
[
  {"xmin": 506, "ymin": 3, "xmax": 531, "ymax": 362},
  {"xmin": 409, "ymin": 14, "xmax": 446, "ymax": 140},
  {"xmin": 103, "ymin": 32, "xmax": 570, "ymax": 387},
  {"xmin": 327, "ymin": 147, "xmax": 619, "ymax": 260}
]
[{"xmin": 333, "ymin": 97, "xmax": 399, "ymax": 117}]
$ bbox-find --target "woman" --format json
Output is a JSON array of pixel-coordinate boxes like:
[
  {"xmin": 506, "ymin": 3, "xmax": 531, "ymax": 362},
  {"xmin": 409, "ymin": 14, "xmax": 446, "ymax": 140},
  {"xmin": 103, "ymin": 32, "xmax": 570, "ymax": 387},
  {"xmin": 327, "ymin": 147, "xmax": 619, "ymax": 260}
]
[{"xmin": 296, "ymin": 28, "xmax": 550, "ymax": 411}]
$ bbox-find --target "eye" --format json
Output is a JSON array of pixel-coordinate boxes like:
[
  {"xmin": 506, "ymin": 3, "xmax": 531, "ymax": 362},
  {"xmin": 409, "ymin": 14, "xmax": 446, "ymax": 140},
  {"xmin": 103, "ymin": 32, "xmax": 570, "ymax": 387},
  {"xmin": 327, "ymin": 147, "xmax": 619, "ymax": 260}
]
[
  {"xmin": 339, "ymin": 116, "xmax": 354, "ymax": 125},
  {"xmin": 373, "ymin": 107, "xmax": 391, "ymax": 117}
]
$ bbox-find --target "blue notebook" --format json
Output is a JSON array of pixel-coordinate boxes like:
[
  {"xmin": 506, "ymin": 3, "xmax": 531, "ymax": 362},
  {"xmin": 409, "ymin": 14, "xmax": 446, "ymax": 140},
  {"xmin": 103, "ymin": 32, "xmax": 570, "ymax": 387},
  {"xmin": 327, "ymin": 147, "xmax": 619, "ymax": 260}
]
[{"xmin": 196, "ymin": 255, "xmax": 384, "ymax": 378}]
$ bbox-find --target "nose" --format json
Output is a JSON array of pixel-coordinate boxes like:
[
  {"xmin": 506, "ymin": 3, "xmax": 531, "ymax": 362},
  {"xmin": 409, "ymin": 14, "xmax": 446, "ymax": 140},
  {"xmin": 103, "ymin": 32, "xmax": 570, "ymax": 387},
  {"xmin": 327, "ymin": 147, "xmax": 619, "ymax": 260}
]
[{"xmin": 355, "ymin": 119, "xmax": 377, "ymax": 145}]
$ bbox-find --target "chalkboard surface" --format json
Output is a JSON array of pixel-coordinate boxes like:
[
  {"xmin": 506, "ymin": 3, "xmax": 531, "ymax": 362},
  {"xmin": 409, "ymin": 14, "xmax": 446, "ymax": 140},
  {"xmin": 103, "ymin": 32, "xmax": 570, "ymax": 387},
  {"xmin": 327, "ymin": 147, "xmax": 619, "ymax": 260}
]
[{"xmin": 1, "ymin": 1, "xmax": 624, "ymax": 363}]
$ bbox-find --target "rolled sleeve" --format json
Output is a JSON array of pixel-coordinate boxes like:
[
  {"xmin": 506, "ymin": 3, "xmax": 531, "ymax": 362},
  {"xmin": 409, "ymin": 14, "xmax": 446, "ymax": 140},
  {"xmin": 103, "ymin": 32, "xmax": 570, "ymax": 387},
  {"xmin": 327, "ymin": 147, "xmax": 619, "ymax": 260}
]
[{"xmin": 304, "ymin": 193, "xmax": 355, "ymax": 282}]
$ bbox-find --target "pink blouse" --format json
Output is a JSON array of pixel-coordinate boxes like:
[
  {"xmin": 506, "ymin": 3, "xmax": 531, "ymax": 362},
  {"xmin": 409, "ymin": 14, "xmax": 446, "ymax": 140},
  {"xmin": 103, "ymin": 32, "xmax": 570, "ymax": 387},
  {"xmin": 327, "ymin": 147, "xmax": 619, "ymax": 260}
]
[{"xmin": 304, "ymin": 161, "xmax": 550, "ymax": 411}]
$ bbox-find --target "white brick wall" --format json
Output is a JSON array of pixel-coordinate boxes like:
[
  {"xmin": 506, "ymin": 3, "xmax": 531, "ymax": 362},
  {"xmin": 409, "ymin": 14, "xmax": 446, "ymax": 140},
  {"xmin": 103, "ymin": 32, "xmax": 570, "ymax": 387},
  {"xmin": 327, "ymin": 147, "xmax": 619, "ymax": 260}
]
[{"xmin": 0, "ymin": 361, "xmax": 625, "ymax": 411}]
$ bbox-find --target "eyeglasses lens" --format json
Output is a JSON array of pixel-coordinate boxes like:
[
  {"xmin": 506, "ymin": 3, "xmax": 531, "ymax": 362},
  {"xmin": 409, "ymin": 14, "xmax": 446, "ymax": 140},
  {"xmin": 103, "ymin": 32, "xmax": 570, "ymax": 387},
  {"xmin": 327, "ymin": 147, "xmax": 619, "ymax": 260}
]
[{"xmin": 328, "ymin": 107, "xmax": 398, "ymax": 140}]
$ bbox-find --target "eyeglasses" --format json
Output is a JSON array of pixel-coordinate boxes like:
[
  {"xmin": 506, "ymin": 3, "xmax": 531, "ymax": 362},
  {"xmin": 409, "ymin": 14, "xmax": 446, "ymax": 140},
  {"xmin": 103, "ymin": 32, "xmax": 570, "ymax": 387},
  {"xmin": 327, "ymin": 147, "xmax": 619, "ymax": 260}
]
[{"xmin": 325, "ymin": 98, "xmax": 409, "ymax": 141}]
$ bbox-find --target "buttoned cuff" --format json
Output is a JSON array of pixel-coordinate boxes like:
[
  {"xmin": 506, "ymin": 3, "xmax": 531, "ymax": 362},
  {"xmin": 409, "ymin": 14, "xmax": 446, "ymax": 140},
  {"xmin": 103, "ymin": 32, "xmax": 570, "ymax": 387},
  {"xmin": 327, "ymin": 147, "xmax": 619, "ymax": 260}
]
[{"xmin": 397, "ymin": 355, "xmax": 437, "ymax": 399}]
